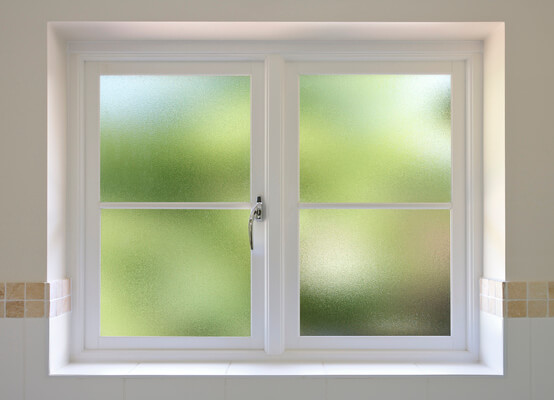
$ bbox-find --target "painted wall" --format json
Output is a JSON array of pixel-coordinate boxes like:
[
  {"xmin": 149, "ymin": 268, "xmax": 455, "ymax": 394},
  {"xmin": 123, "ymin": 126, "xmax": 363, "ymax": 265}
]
[{"xmin": 0, "ymin": 0, "xmax": 553, "ymax": 398}]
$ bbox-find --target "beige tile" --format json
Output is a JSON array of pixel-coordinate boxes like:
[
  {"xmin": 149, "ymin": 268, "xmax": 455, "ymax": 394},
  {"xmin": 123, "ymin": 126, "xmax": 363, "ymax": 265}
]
[
  {"xmin": 62, "ymin": 279, "xmax": 71, "ymax": 297},
  {"xmin": 49, "ymin": 280, "xmax": 62, "ymax": 300},
  {"xmin": 497, "ymin": 282, "xmax": 506, "ymax": 299},
  {"xmin": 6, "ymin": 283, "xmax": 25, "ymax": 300},
  {"xmin": 25, "ymin": 283, "xmax": 45, "ymax": 300},
  {"xmin": 61, "ymin": 296, "xmax": 71, "ymax": 314},
  {"xmin": 481, "ymin": 278, "xmax": 488, "ymax": 296},
  {"xmin": 25, "ymin": 301, "xmax": 45, "ymax": 318},
  {"xmin": 528, "ymin": 282, "xmax": 547, "ymax": 299},
  {"xmin": 548, "ymin": 282, "xmax": 554, "ymax": 299},
  {"xmin": 507, "ymin": 301, "xmax": 527, "ymax": 318},
  {"xmin": 488, "ymin": 297, "xmax": 496, "ymax": 314},
  {"xmin": 528, "ymin": 300, "xmax": 547, "ymax": 318},
  {"xmin": 44, "ymin": 282, "xmax": 50, "ymax": 300},
  {"xmin": 488, "ymin": 281, "xmax": 496, "ymax": 297},
  {"xmin": 0, "ymin": 301, "xmax": 4, "ymax": 318},
  {"xmin": 550, "ymin": 301, "xmax": 554, "ymax": 318},
  {"xmin": 0, "ymin": 282, "xmax": 4, "ymax": 299},
  {"xmin": 6, "ymin": 301, "xmax": 25, "ymax": 318},
  {"xmin": 507, "ymin": 282, "xmax": 527, "ymax": 300},
  {"xmin": 492, "ymin": 281, "xmax": 502, "ymax": 298}
]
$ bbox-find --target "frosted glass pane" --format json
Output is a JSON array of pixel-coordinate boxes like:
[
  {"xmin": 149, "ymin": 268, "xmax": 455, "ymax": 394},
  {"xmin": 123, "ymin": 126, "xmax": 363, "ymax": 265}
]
[
  {"xmin": 300, "ymin": 75, "xmax": 451, "ymax": 203},
  {"xmin": 300, "ymin": 209, "xmax": 450, "ymax": 336},
  {"xmin": 100, "ymin": 76, "xmax": 250, "ymax": 202},
  {"xmin": 100, "ymin": 209, "xmax": 250, "ymax": 336}
]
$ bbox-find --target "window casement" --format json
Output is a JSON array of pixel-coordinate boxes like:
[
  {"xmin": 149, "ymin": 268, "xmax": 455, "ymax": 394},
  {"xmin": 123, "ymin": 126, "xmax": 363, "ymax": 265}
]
[{"xmin": 72, "ymin": 42, "xmax": 481, "ymax": 362}]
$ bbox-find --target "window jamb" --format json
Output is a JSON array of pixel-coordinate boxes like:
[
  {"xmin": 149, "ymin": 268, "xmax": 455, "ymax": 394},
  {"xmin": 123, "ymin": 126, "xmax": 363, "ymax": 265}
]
[{"xmin": 67, "ymin": 42, "xmax": 482, "ymax": 362}]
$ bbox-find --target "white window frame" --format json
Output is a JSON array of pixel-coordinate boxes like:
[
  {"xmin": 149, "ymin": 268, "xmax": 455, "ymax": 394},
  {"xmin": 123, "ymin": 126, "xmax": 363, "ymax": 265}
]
[
  {"xmin": 68, "ymin": 40, "xmax": 482, "ymax": 363},
  {"xmin": 284, "ymin": 61, "xmax": 467, "ymax": 350},
  {"xmin": 83, "ymin": 60, "xmax": 266, "ymax": 350}
]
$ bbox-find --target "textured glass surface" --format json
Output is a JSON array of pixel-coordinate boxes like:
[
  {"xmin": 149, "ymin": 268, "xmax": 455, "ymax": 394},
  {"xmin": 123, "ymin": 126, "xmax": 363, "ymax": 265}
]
[
  {"xmin": 100, "ymin": 209, "xmax": 250, "ymax": 336},
  {"xmin": 300, "ymin": 209, "xmax": 450, "ymax": 336},
  {"xmin": 100, "ymin": 76, "xmax": 250, "ymax": 202},
  {"xmin": 300, "ymin": 75, "xmax": 451, "ymax": 203}
]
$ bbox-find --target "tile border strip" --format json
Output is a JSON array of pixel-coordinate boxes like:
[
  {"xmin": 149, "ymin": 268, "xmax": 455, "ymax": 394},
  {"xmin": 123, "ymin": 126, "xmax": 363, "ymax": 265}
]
[
  {"xmin": 480, "ymin": 278, "xmax": 554, "ymax": 318},
  {"xmin": 1, "ymin": 277, "xmax": 552, "ymax": 319},
  {"xmin": 0, "ymin": 279, "xmax": 71, "ymax": 318}
]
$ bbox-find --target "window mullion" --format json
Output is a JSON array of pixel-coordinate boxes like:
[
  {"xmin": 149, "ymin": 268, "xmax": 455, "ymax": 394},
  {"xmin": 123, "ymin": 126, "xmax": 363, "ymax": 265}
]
[{"xmin": 264, "ymin": 54, "xmax": 286, "ymax": 355}]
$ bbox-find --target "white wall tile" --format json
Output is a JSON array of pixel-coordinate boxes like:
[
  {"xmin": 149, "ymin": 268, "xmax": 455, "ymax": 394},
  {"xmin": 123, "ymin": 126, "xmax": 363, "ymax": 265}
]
[
  {"xmin": 324, "ymin": 363, "xmax": 420, "ymax": 376},
  {"xmin": 24, "ymin": 319, "xmax": 125, "ymax": 400},
  {"xmin": 0, "ymin": 319, "xmax": 24, "ymax": 400},
  {"xmin": 227, "ymin": 362, "xmax": 324, "ymax": 376},
  {"xmin": 132, "ymin": 363, "xmax": 229, "ymax": 376},
  {"xmin": 125, "ymin": 377, "xmax": 225, "ymax": 400},
  {"xmin": 530, "ymin": 318, "xmax": 554, "ymax": 400},
  {"xmin": 225, "ymin": 378, "xmax": 325, "ymax": 400},
  {"xmin": 428, "ymin": 319, "xmax": 531, "ymax": 400},
  {"xmin": 327, "ymin": 377, "xmax": 427, "ymax": 400}
]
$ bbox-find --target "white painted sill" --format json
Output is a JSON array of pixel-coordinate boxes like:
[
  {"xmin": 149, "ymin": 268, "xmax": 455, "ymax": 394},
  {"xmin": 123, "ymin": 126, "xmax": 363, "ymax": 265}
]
[{"xmin": 50, "ymin": 361, "xmax": 501, "ymax": 377}]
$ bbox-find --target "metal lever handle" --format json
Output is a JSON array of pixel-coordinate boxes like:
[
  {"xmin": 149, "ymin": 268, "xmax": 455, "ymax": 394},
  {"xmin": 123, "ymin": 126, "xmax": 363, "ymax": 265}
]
[{"xmin": 249, "ymin": 196, "xmax": 263, "ymax": 250}]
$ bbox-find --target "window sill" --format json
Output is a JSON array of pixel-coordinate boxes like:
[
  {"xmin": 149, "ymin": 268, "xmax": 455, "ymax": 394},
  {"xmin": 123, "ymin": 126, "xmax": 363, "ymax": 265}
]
[{"xmin": 50, "ymin": 361, "xmax": 501, "ymax": 377}]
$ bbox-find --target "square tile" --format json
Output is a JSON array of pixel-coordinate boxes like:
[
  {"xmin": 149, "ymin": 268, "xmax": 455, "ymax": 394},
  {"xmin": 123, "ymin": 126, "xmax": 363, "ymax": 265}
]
[
  {"xmin": 480, "ymin": 278, "xmax": 488, "ymax": 296},
  {"xmin": 496, "ymin": 281, "xmax": 505, "ymax": 299},
  {"xmin": 487, "ymin": 280, "xmax": 497, "ymax": 297},
  {"xmin": 548, "ymin": 282, "xmax": 554, "ymax": 299},
  {"xmin": 507, "ymin": 282, "xmax": 527, "ymax": 300},
  {"xmin": 528, "ymin": 282, "xmax": 547, "ymax": 299},
  {"xmin": 6, "ymin": 283, "xmax": 25, "ymax": 300},
  {"xmin": 25, "ymin": 301, "xmax": 45, "ymax": 318},
  {"xmin": 62, "ymin": 296, "xmax": 71, "ymax": 314},
  {"xmin": 495, "ymin": 299, "xmax": 504, "ymax": 317},
  {"xmin": 328, "ymin": 377, "xmax": 426, "ymax": 400},
  {"xmin": 480, "ymin": 295, "xmax": 487, "ymax": 312},
  {"xmin": 0, "ymin": 301, "xmax": 4, "ymax": 318},
  {"xmin": 49, "ymin": 280, "xmax": 62, "ymax": 300},
  {"xmin": 528, "ymin": 300, "xmax": 547, "ymax": 318},
  {"xmin": 25, "ymin": 283, "xmax": 45, "ymax": 300},
  {"xmin": 549, "ymin": 301, "xmax": 554, "ymax": 318},
  {"xmin": 488, "ymin": 297, "xmax": 496, "ymax": 314},
  {"xmin": 62, "ymin": 279, "xmax": 71, "ymax": 297},
  {"xmin": 125, "ymin": 377, "xmax": 224, "ymax": 400},
  {"xmin": 0, "ymin": 282, "xmax": 5, "ymax": 299},
  {"xmin": 507, "ymin": 301, "xmax": 527, "ymax": 318},
  {"xmin": 6, "ymin": 301, "xmax": 25, "ymax": 318},
  {"xmin": 225, "ymin": 378, "xmax": 325, "ymax": 400}
]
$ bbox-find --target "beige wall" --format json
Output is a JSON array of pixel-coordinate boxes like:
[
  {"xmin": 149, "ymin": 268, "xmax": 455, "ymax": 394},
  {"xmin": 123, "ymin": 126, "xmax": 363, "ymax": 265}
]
[
  {"xmin": 1, "ymin": 0, "xmax": 553, "ymax": 282},
  {"xmin": 0, "ymin": 1, "xmax": 553, "ymax": 400}
]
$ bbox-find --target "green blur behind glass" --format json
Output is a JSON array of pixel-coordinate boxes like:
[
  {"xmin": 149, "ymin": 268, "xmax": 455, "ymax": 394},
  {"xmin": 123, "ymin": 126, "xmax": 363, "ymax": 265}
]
[
  {"xmin": 100, "ymin": 75, "xmax": 250, "ymax": 202},
  {"xmin": 300, "ymin": 75, "xmax": 451, "ymax": 203},
  {"xmin": 99, "ymin": 75, "xmax": 252, "ymax": 337},
  {"xmin": 100, "ymin": 209, "xmax": 251, "ymax": 337},
  {"xmin": 299, "ymin": 75, "xmax": 452, "ymax": 336},
  {"xmin": 300, "ymin": 209, "xmax": 450, "ymax": 336}
]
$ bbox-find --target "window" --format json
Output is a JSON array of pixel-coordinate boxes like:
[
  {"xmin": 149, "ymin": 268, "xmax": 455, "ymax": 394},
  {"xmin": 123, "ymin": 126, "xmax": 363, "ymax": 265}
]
[{"xmin": 73, "ymin": 42, "xmax": 480, "ymax": 361}]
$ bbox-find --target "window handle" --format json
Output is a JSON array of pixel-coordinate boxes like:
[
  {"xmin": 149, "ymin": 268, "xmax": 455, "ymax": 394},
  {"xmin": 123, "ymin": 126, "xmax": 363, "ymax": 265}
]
[{"xmin": 249, "ymin": 196, "xmax": 263, "ymax": 250}]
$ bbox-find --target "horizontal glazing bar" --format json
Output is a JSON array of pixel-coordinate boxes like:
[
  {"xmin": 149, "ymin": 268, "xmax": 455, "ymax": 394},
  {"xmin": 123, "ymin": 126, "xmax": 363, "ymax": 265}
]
[
  {"xmin": 100, "ymin": 202, "xmax": 250, "ymax": 209},
  {"xmin": 299, "ymin": 203, "xmax": 452, "ymax": 210}
]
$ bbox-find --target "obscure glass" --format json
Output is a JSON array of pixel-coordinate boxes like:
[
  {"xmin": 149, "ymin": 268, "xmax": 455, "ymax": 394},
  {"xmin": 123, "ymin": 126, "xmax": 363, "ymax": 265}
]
[
  {"xmin": 300, "ymin": 75, "xmax": 451, "ymax": 203},
  {"xmin": 100, "ymin": 76, "xmax": 250, "ymax": 202},
  {"xmin": 100, "ymin": 209, "xmax": 251, "ymax": 337},
  {"xmin": 300, "ymin": 209, "xmax": 450, "ymax": 336}
]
